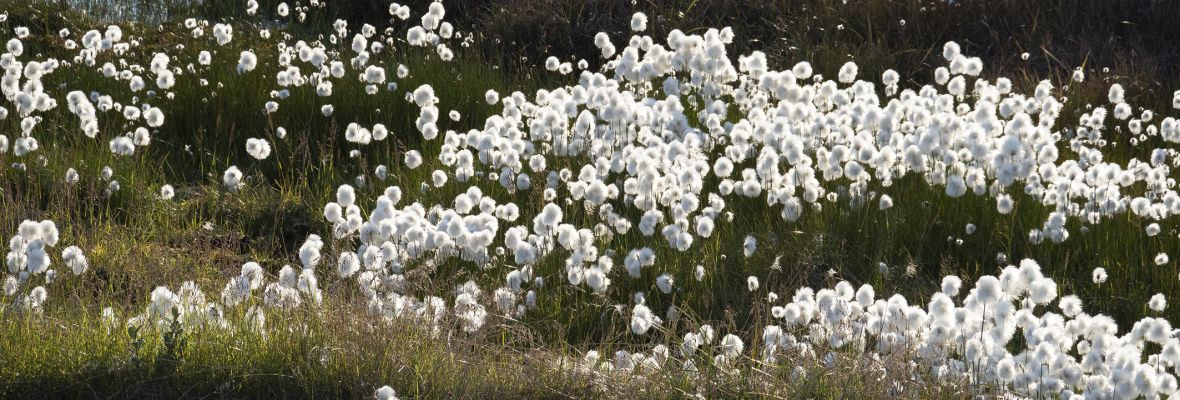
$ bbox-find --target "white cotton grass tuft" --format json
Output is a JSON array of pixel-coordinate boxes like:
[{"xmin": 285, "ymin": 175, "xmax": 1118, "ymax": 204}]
[
  {"xmin": 1155, "ymin": 252, "xmax": 1170, "ymax": 266},
  {"xmin": 62, "ymin": 246, "xmax": 88, "ymax": 275},
  {"xmin": 246, "ymin": 138, "xmax": 271, "ymax": 160},
  {"xmin": 1092, "ymin": 267, "xmax": 1108, "ymax": 284},
  {"xmin": 940, "ymin": 276, "xmax": 962, "ymax": 297},
  {"xmin": 26, "ymin": 240, "xmax": 52, "ymax": 275},
  {"xmin": 743, "ymin": 235, "xmax": 757, "ymax": 257},
  {"xmin": 65, "ymin": 168, "xmax": 80, "ymax": 184},
  {"xmin": 1108, "ymin": 83, "xmax": 1125, "ymax": 104},
  {"xmin": 630, "ymin": 303, "xmax": 658, "ymax": 335},
  {"xmin": 337, "ymin": 251, "xmax": 360, "ymax": 278},
  {"xmin": 240, "ymin": 262, "xmax": 264, "ymax": 289},
  {"xmin": 375, "ymin": 386, "xmax": 399, "ymax": 400},
  {"xmin": 237, "ymin": 51, "xmax": 257, "ymax": 74},
  {"xmin": 160, "ymin": 184, "xmax": 175, "ymax": 200},
  {"xmin": 26, "ymin": 286, "xmax": 47, "ymax": 311},
  {"xmin": 1058, "ymin": 295, "xmax": 1083, "ymax": 317},
  {"xmin": 630, "ymin": 12, "xmax": 648, "ymax": 32},
  {"xmin": 995, "ymin": 195, "xmax": 1014, "ymax": 214},
  {"xmin": 1146, "ymin": 223, "xmax": 1160, "ymax": 237},
  {"xmin": 837, "ymin": 61, "xmax": 858, "ymax": 83},
  {"xmin": 335, "ymin": 185, "xmax": 356, "ymax": 208},
  {"xmin": 942, "ymin": 41, "xmax": 960, "ymax": 61},
  {"xmin": 1028, "ymin": 277, "xmax": 1057, "ymax": 305},
  {"xmin": 1149, "ymin": 294, "xmax": 1167, "ymax": 312},
  {"xmin": 4, "ymin": 277, "xmax": 18, "ymax": 297},
  {"xmin": 412, "ymin": 85, "xmax": 436, "ymax": 108},
  {"xmin": 109, "ymin": 136, "xmax": 135, "ymax": 156},
  {"xmin": 719, "ymin": 334, "xmax": 744, "ymax": 359},
  {"xmin": 594, "ymin": 32, "xmax": 615, "ymax": 59},
  {"xmin": 299, "ymin": 235, "xmax": 324, "ymax": 269},
  {"xmin": 7, "ymin": 38, "xmax": 22, "ymax": 56},
  {"xmin": 144, "ymin": 107, "xmax": 165, "ymax": 127},
  {"xmin": 656, "ymin": 273, "xmax": 674, "ymax": 294},
  {"xmin": 431, "ymin": 170, "xmax": 447, "ymax": 187},
  {"xmin": 223, "ymin": 166, "xmax": 243, "ymax": 192}
]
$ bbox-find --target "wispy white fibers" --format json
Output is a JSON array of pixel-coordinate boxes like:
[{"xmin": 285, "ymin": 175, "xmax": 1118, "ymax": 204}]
[
  {"xmin": 337, "ymin": 251, "xmax": 360, "ymax": 278},
  {"xmin": 213, "ymin": 23, "xmax": 233, "ymax": 45},
  {"xmin": 1109, "ymin": 83, "xmax": 1125, "ymax": 104},
  {"xmin": 237, "ymin": 51, "xmax": 257, "ymax": 74},
  {"xmin": 594, "ymin": 32, "xmax": 615, "ymax": 59},
  {"xmin": 404, "ymin": 150, "xmax": 423, "ymax": 169},
  {"xmin": 222, "ymin": 166, "xmax": 243, "ymax": 192},
  {"xmin": 25, "ymin": 240, "xmax": 51, "ymax": 274},
  {"xmin": 1058, "ymin": 295, "xmax": 1083, "ymax": 317},
  {"xmin": 940, "ymin": 276, "xmax": 961, "ymax": 296},
  {"xmin": 630, "ymin": 12, "xmax": 648, "ymax": 32},
  {"xmin": 61, "ymin": 246, "xmax": 88, "ymax": 275},
  {"xmin": 109, "ymin": 136, "xmax": 135, "ymax": 156},
  {"xmin": 246, "ymin": 138, "xmax": 271, "ymax": 160},
  {"xmin": 144, "ymin": 107, "xmax": 165, "ymax": 127},
  {"xmin": 656, "ymin": 273, "xmax": 674, "ymax": 294},
  {"xmin": 17, "ymin": 11, "xmax": 1175, "ymax": 395},
  {"xmin": 6, "ymin": 38, "xmax": 22, "ymax": 56},
  {"xmin": 1150, "ymin": 293, "xmax": 1167, "ymax": 312},
  {"xmin": 3, "ymin": 276, "xmax": 17, "ymax": 297},
  {"xmin": 299, "ymin": 235, "xmax": 324, "ymax": 269},
  {"xmin": 25, "ymin": 286, "xmax": 47, "ymax": 311},
  {"xmin": 375, "ymin": 386, "xmax": 399, "ymax": 400},
  {"xmin": 631, "ymin": 303, "xmax": 658, "ymax": 334},
  {"xmin": 454, "ymin": 281, "xmax": 487, "ymax": 332},
  {"xmin": 364, "ymin": 65, "xmax": 386, "ymax": 85},
  {"xmin": 719, "ymin": 334, "xmax": 744, "ymax": 360},
  {"xmin": 297, "ymin": 267, "xmax": 322, "ymax": 304},
  {"xmin": 837, "ymin": 61, "xmax": 858, "ymax": 83},
  {"xmin": 431, "ymin": 170, "xmax": 447, "ymax": 187},
  {"xmin": 1146, "ymin": 223, "xmax": 1161, "ymax": 236},
  {"xmin": 1092, "ymin": 267, "xmax": 1108, "ymax": 283}
]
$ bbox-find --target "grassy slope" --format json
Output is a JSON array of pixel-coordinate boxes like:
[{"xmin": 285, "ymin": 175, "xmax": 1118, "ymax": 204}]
[{"xmin": 0, "ymin": 0, "xmax": 1178, "ymax": 398}]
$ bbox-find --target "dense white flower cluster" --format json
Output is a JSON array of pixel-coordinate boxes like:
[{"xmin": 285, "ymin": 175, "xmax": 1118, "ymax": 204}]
[
  {"xmin": 5, "ymin": 3, "xmax": 1180, "ymax": 397},
  {"xmin": 4, "ymin": 220, "xmax": 87, "ymax": 313},
  {"xmin": 576, "ymin": 259, "xmax": 1180, "ymax": 399}
]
